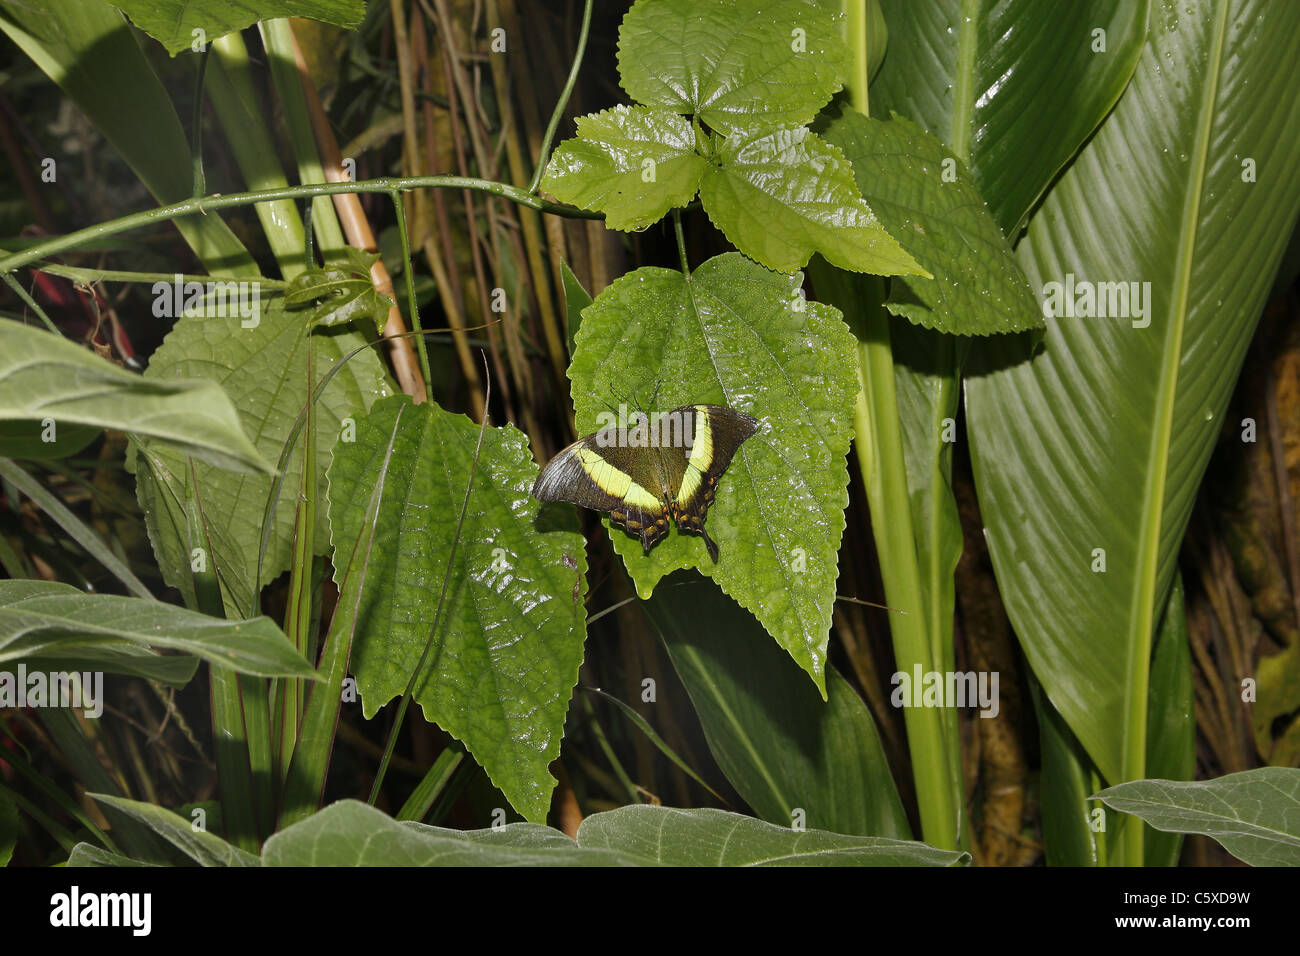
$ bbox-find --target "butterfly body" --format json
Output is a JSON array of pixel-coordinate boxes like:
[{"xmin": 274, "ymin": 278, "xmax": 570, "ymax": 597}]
[{"xmin": 532, "ymin": 404, "xmax": 758, "ymax": 561}]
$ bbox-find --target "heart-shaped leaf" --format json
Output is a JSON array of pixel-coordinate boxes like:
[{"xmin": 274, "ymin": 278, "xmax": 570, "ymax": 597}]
[
  {"xmin": 568, "ymin": 252, "xmax": 858, "ymax": 694},
  {"xmin": 326, "ymin": 395, "xmax": 588, "ymax": 822}
]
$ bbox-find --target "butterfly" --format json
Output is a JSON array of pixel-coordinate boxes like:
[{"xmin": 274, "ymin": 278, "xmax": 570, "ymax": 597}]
[{"xmin": 532, "ymin": 404, "xmax": 758, "ymax": 561}]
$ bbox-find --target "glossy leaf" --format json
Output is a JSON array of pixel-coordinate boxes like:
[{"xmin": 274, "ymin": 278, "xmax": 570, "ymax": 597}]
[
  {"xmin": 645, "ymin": 571, "xmax": 909, "ymax": 838},
  {"xmin": 569, "ymin": 253, "xmax": 859, "ymax": 694},
  {"xmin": 132, "ymin": 300, "xmax": 390, "ymax": 616},
  {"xmin": 871, "ymin": 0, "xmax": 1149, "ymax": 235},
  {"xmin": 577, "ymin": 805, "xmax": 966, "ymax": 866},
  {"xmin": 700, "ymin": 125, "xmax": 924, "ymax": 276},
  {"xmin": 617, "ymin": 0, "xmax": 848, "ymax": 137},
  {"xmin": 541, "ymin": 106, "xmax": 706, "ymax": 232},
  {"xmin": 111, "ymin": 0, "xmax": 364, "ymax": 56},
  {"xmin": 1094, "ymin": 768, "xmax": 1300, "ymax": 867},
  {"xmin": 326, "ymin": 395, "xmax": 588, "ymax": 823},
  {"xmin": 0, "ymin": 321, "xmax": 269, "ymax": 474},
  {"xmin": 818, "ymin": 107, "xmax": 1041, "ymax": 334},
  {"xmin": 0, "ymin": 580, "xmax": 316, "ymax": 679},
  {"xmin": 285, "ymin": 248, "xmax": 393, "ymax": 330},
  {"xmin": 966, "ymin": 0, "xmax": 1300, "ymax": 786}
]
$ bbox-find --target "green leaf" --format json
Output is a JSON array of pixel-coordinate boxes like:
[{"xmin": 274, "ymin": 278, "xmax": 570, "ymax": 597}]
[
  {"xmin": 264, "ymin": 800, "xmax": 625, "ymax": 866},
  {"xmin": 132, "ymin": 300, "xmax": 391, "ymax": 615},
  {"xmin": 541, "ymin": 106, "xmax": 706, "ymax": 232},
  {"xmin": 1145, "ymin": 574, "xmax": 1194, "ymax": 866},
  {"xmin": 260, "ymin": 800, "xmax": 966, "ymax": 866},
  {"xmin": 818, "ymin": 108, "xmax": 1041, "ymax": 334},
  {"xmin": 67, "ymin": 844, "xmax": 161, "ymax": 867},
  {"xmin": 111, "ymin": 0, "xmax": 365, "ymax": 56},
  {"xmin": 1031, "ymin": 678, "xmax": 1100, "ymax": 866},
  {"xmin": 0, "ymin": 0, "xmax": 255, "ymax": 274},
  {"xmin": 0, "ymin": 580, "xmax": 317, "ymax": 679},
  {"xmin": 1094, "ymin": 768, "xmax": 1300, "ymax": 867},
  {"xmin": 699, "ymin": 126, "xmax": 925, "ymax": 276},
  {"xmin": 871, "ymin": 0, "xmax": 1149, "ymax": 235},
  {"xmin": 617, "ymin": 0, "xmax": 848, "ymax": 137},
  {"xmin": 0, "ymin": 788, "xmax": 17, "ymax": 866},
  {"xmin": 645, "ymin": 571, "xmax": 909, "ymax": 838},
  {"xmin": 559, "ymin": 261, "xmax": 593, "ymax": 357},
  {"xmin": 569, "ymin": 253, "xmax": 859, "ymax": 695},
  {"xmin": 88, "ymin": 794, "xmax": 260, "ymax": 866},
  {"xmin": 285, "ymin": 248, "xmax": 393, "ymax": 329},
  {"xmin": 0, "ymin": 321, "xmax": 269, "ymax": 474},
  {"xmin": 578, "ymin": 805, "xmax": 967, "ymax": 866},
  {"xmin": 326, "ymin": 395, "xmax": 588, "ymax": 823},
  {"xmin": 965, "ymin": 0, "xmax": 1300, "ymax": 791},
  {"xmin": 0, "ymin": 420, "xmax": 99, "ymax": 460}
]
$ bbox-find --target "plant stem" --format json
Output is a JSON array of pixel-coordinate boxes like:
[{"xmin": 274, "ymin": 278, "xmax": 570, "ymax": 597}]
[
  {"xmin": 527, "ymin": 0, "xmax": 593, "ymax": 195},
  {"xmin": 0, "ymin": 178, "xmax": 601, "ymax": 276}
]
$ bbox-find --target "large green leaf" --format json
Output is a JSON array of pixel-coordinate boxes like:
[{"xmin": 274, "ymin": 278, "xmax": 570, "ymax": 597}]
[
  {"xmin": 617, "ymin": 0, "xmax": 848, "ymax": 137},
  {"xmin": 577, "ymin": 805, "xmax": 966, "ymax": 866},
  {"xmin": 700, "ymin": 125, "xmax": 925, "ymax": 276},
  {"xmin": 541, "ymin": 106, "xmax": 706, "ymax": 232},
  {"xmin": 132, "ymin": 300, "xmax": 391, "ymax": 616},
  {"xmin": 0, "ymin": 0, "xmax": 254, "ymax": 275},
  {"xmin": 111, "ymin": 0, "xmax": 364, "ymax": 56},
  {"xmin": 644, "ymin": 571, "xmax": 908, "ymax": 838},
  {"xmin": 263, "ymin": 801, "xmax": 965, "ymax": 866},
  {"xmin": 1094, "ymin": 768, "xmax": 1300, "ymax": 867},
  {"xmin": 966, "ymin": 0, "xmax": 1300, "ymax": 794},
  {"xmin": 326, "ymin": 395, "xmax": 589, "ymax": 823},
  {"xmin": 1144, "ymin": 574, "xmax": 1194, "ymax": 866},
  {"xmin": 568, "ymin": 253, "xmax": 859, "ymax": 695},
  {"xmin": 0, "ymin": 321, "xmax": 269, "ymax": 474},
  {"xmin": 0, "ymin": 580, "xmax": 316, "ymax": 679},
  {"xmin": 871, "ymin": 0, "xmax": 1149, "ymax": 236},
  {"xmin": 817, "ymin": 107, "xmax": 1041, "ymax": 334}
]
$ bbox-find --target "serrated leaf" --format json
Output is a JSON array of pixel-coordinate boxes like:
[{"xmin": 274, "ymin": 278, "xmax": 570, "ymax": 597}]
[
  {"xmin": 577, "ymin": 805, "xmax": 967, "ymax": 866},
  {"xmin": 0, "ymin": 320, "xmax": 268, "ymax": 473},
  {"xmin": 1094, "ymin": 768, "xmax": 1300, "ymax": 867},
  {"xmin": 819, "ymin": 108, "xmax": 1041, "ymax": 334},
  {"xmin": 0, "ymin": 580, "xmax": 316, "ymax": 679},
  {"xmin": 871, "ymin": 0, "xmax": 1149, "ymax": 236},
  {"xmin": 646, "ymin": 571, "xmax": 909, "ymax": 838},
  {"xmin": 110, "ymin": 0, "xmax": 364, "ymax": 56},
  {"xmin": 88, "ymin": 794, "xmax": 260, "ymax": 866},
  {"xmin": 568, "ymin": 253, "xmax": 858, "ymax": 694},
  {"xmin": 263, "ymin": 800, "xmax": 627, "ymax": 866},
  {"xmin": 699, "ymin": 126, "xmax": 925, "ymax": 276},
  {"xmin": 326, "ymin": 395, "xmax": 589, "ymax": 823},
  {"xmin": 617, "ymin": 0, "xmax": 848, "ymax": 137},
  {"xmin": 285, "ymin": 248, "xmax": 393, "ymax": 329},
  {"xmin": 541, "ymin": 106, "xmax": 706, "ymax": 231},
  {"xmin": 965, "ymin": 0, "xmax": 1300, "ymax": 787},
  {"xmin": 132, "ymin": 300, "xmax": 391, "ymax": 616}
]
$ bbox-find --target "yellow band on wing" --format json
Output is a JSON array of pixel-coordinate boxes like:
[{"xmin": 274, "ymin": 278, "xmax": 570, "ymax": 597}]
[{"xmin": 577, "ymin": 447, "xmax": 661, "ymax": 511}]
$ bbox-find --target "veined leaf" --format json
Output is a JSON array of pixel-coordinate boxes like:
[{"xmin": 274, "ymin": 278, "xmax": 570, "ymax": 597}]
[
  {"xmin": 568, "ymin": 253, "xmax": 858, "ymax": 695},
  {"xmin": 541, "ymin": 106, "xmax": 706, "ymax": 232},
  {"xmin": 966, "ymin": 0, "xmax": 1300, "ymax": 789},
  {"xmin": 88, "ymin": 794, "xmax": 259, "ymax": 866},
  {"xmin": 577, "ymin": 805, "xmax": 967, "ymax": 866},
  {"xmin": 699, "ymin": 125, "xmax": 925, "ymax": 276},
  {"xmin": 285, "ymin": 248, "xmax": 393, "ymax": 330},
  {"xmin": 132, "ymin": 299, "xmax": 391, "ymax": 616},
  {"xmin": 0, "ymin": 580, "xmax": 316, "ymax": 679},
  {"xmin": 326, "ymin": 395, "xmax": 589, "ymax": 823},
  {"xmin": 110, "ymin": 0, "xmax": 364, "ymax": 56},
  {"xmin": 818, "ymin": 107, "xmax": 1041, "ymax": 334},
  {"xmin": 617, "ymin": 0, "xmax": 848, "ymax": 137},
  {"xmin": 0, "ymin": 321, "xmax": 268, "ymax": 474},
  {"xmin": 872, "ymin": 0, "xmax": 1149, "ymax": 236},
  {"xmin": 1094, "ymin": 768, "xmax": 1300, "ymax": 867}
]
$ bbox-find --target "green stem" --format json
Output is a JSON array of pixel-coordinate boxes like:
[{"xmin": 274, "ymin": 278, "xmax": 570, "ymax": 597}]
[
  {"xmin": 390, "ymin": 191, "xmax": 433, "ymax": 403},
  {"xmin": 1, "ymin": 273, "xmax": 58, "ymax": 334},
  {"xmin": 0, "ymin": 177, "xmax": 600, "ymax": 276},
  {"xmin": 672, "ymin": 209, "xmax": 690, "ymax": 276},
  {"xmin": 527, "ymin": 0, "xmax": 593, "ymax": 195}
]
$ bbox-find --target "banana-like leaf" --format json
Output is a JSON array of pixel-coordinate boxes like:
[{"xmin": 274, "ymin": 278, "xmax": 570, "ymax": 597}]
[
  {"xmin": 966, "ymin": 0, "xmax": 1300, "ymax": 803},
  {"xmin": 111, "ymin": 0, "xmax": 364, "ymax": 57}
]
